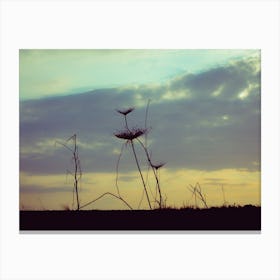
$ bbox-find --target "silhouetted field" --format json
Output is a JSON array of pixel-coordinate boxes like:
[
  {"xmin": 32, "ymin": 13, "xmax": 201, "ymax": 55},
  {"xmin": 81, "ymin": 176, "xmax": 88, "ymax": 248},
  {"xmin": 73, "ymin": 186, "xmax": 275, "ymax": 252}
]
[{"xmin": 20, "ymin": 205, "xmax": 261, "ymax": 231}]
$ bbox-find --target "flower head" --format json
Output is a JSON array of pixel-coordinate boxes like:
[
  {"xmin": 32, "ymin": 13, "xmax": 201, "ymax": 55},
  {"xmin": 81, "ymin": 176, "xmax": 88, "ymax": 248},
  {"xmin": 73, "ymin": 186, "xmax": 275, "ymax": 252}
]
[
  {"xmin": 114, "ymin": 127, "xmax": 147, "ymax": 140},
  {"xmin": 151, "ymin": 162, "xmax": 166, "ymax": 170},
  {"xmin": 116, "ymin": 107, "xmax": 135, "ymax": 116}
]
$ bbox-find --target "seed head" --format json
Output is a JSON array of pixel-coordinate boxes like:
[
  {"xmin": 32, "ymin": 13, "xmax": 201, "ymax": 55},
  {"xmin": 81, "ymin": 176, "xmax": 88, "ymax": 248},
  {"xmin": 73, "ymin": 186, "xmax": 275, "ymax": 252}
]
[
  {"xmin": 114, "ymin": 127, "xmax": 147, "ymax": 140},
  {"xmin": 116, "ymin": 107, "xmax": 135, "ymax": 116},
  {"xmin": 151, "ymin": 162, "xmax": 166, "ymax": 170}
]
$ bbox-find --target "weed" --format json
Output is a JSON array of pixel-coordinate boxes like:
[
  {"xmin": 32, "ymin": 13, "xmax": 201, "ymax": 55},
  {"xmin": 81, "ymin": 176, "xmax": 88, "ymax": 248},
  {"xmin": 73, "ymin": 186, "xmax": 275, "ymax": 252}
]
[
  {"xmin": 221, "ymin": 184, "xmax": 228, "ymax": 206},
  {"xmin": 115, "ymin": 108, "xmax": 152, "ymax": 209},
  {"xmin": 188, "ymin": 182, "xmax": 208, "ymax": 209},
  {"xmin": 55, "ymin": 134, "xmax": 82, "ymax": 210},
  {"xmin": 114, "ymin": 101, "xmax": 166, "ymax": 209}
]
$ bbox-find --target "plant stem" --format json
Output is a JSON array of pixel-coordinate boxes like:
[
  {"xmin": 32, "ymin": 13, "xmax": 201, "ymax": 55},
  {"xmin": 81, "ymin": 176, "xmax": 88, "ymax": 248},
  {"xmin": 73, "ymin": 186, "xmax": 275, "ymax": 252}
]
[
  {"xmin": 130, "ymin": 140, "xmax": 152, "ymax": 209},
  {"xmin": 221, "ymin": 185, "xmax": 226, "ymax": 206},
  {"xmin": 144, "ymin": 99, "xmax": 151, "ymax": 148},
  {"xmin": 136, "ymin": 139, "xmax": 163, "ymax": 208},
  {"xmin": 56, "ymin": 134, "xmax": 81, "ymax": 211},
  {"xmin": 124, "ymin": 115, "xmax": 129, "ymax": 130},
  {"xmin": 73, "ymin": 135, "xmax": 80, "ymax": 210},
  {"xmin": 115, "ymin": 142, "xmax": 126, "ymax": 197},
  {"xmin": 79, "ymin": 192, "xmax": 133, "ymax": 210}
]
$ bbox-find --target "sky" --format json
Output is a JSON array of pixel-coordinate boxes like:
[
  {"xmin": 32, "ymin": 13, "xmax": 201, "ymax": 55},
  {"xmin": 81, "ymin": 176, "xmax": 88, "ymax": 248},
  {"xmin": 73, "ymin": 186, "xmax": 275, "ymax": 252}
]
[{"xmin": 19, "ymin": 49, "xmax": 261, "ymax": 210}]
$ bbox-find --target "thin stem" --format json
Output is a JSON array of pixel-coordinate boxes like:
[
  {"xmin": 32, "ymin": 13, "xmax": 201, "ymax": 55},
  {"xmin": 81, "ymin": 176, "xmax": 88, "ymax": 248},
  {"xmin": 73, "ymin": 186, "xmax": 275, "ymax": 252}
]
[
  {"xmin": 124, "ymin": 115, "xmax": 129, "ymax": 130},
  {"xmin": 56, "ymin": 134, "xmax": 81, "ymax": 211},
  {"xmin": 72, "ymin": 185, "xmax": 75, "ymax": 210},
  {"xmin": 55, "ymin": 140, "xmax": 74, "ymax": 153},
  {"xmin": 130, "ymin": 140, "xmax": 152, "ymax": 209},
  {"xmin": 144, "ymin": 99, "xmax": 151, "ymax": 148},
  {"xmin": 146, "ymin": 164, "xmax": 157, "ymax": 203},
  {"xmin": 155, "ymin": 169, "xmax": 160, "ymax": 207},
  {"xmin": 79, "ymin": 192, "xmax": 133, "ymax": 210},
  {"xmin": 188, "ymin": 183, "xmax": 208, "ymax": 209},
  {"xmin": 73, "ymin": 135, "xmax": 80, "ymax": 210},
  {"xmin": 137, "ymin": 189, "xmax": 145, "ymax": 209},
  {"xmin": 136, "ymin": 138, "xmax": 163, "ymax": 208},
  {"xmin": 221, "ymin": 184, "xmax": 227, "ymax": 205},
  {"xmin": 194, "ymin": 188, "xmax": 197, "ymax": 208},
  {"xmin": 115, "ymin": 142, "xmax": 126, "ymax": 197},
  {"xmin": 196, "ymin": 183, "xmax": 208, "ymax": 208}
]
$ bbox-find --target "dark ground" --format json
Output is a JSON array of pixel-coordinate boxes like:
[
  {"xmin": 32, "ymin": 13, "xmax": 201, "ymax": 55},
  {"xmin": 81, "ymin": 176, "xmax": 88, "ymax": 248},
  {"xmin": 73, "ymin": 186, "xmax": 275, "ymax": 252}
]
[{"xmin": 20, "ymin": 205, "xmax": 261, "ymax": 231}]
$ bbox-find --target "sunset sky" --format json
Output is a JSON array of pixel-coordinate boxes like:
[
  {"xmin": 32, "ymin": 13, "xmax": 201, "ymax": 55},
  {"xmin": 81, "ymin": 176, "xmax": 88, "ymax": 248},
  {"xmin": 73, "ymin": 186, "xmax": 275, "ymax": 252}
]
[{"xmin": 19, "ymin": 49, "xmax": 261, "ymax": 210}]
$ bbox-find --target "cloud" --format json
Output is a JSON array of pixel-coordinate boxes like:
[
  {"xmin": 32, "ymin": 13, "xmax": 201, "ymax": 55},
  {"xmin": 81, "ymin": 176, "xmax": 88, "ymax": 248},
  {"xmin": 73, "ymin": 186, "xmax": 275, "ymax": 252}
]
[
  {"xmin": 118, "ymin": 175, "xmax": 139, "ymax": 182},
  {"xmin": 19, "ymin": 49, "xmax": 258, "ymax": 100},
  {"xmin": 20, "ymin": 56, "xmax": 261, "ymax": 176},
  {"xmin": 20, "ymin": 184, "xmax": 74, "ymax": 193}
]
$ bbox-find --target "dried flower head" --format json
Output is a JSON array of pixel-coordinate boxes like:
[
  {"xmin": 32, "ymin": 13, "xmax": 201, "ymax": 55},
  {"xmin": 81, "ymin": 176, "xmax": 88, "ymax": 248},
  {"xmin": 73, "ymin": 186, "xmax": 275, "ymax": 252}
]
[
  {"xmin": 114, "ymin": 127, "xmax": 147, "ymax": 140},
  {"xmin": 151, "ymin": 162, "xmax": 166, "ymax": 170},
  {"xmin": 116, "ymin": 107, "xmax": 135, "ymax": 116}
]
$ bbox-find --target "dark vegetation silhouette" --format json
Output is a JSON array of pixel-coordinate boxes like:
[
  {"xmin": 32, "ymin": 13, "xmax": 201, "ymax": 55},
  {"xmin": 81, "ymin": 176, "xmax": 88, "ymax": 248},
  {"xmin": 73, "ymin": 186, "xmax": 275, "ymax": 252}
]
[
  {"xmin": 50, "ymin": 101, "xmax": 239, "ymax": 212},
  {"xmin": 61, "ymin": 100, "xmax": 167, "ymax": 211},
  {"xmin": 114, "ymin": 101, "xmax": 166, "ymax": 209},
  {"xmin": 188, "ymin": 182, "xmax": 208, "ymax": 209},
  {"xmin": 20, "ymin": 205, "xmax": 261, "ymax": 230},
  {"xmin": 56, "ymin": 134, "xmax": 133, "ymax": 211},
  {"xmin": 55, "ymin": 134, "xmax": 82, "ymax": 210}
]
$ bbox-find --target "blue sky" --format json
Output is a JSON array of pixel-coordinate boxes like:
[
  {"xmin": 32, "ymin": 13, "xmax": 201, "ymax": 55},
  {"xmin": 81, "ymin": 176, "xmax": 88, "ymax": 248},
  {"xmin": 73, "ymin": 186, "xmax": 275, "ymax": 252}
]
[
  {"xmin": 19, "ymin": 49, "xmax": 261, "ymax": 210},
  {"xmin": 19, "ymin": 49, "xmax": 258, "ymax": 100}
]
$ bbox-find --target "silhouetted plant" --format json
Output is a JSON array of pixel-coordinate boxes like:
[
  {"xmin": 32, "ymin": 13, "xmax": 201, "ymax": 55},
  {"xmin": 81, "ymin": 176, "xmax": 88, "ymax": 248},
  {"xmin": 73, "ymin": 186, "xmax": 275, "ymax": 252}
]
[
  {"xmin": 221, "ymin": 184, "xmax": 228, "ymax": 206},
  {"xmin": 55, "ymin": 103, "xmax": 166, "ymax": 211},
  {"xmin": 188, "ymin": 182, "xmax": 208, "ymax": 209},
  {"xmin": 134, "ymin": 100, "xmax": 165, "ymax": 208},
  {"xmin": 76, "ymin": 140, "xmax": 133, "ymax": 210},
  {"xmin": 150, "ymin": 161, "xmax": 166, "ymax": 207},
  {"xmin": 76, "ymin": 135, "xmax": 132, "ymax": 211},
  {"xmin": 116, "ymin": 107, "xmax": 135, "ymax": 131},
  {"xmin": 151, "ymin": 162, "xmax": 166, "ymax": 170},
  {"xmin": 116, "ymin": 107, "xmax": 135, "ymax": 116},
  {"xmin": 115, "ymin": 127, "xmax": 148, "ymax": 141},
  {"xmin": 55, "ymin": 134, "xmax": 133, "ymax": 211},
  {"xmin": 115, "ymin": 101, "xmax": 166, "ymax": 209},
  {"xmin": 114, "ymin": 125, "xmax": 152, "ymax": 209},
  {"xmin": 55, "ymin": 134, "xmax": 82, "ymax": 210}
]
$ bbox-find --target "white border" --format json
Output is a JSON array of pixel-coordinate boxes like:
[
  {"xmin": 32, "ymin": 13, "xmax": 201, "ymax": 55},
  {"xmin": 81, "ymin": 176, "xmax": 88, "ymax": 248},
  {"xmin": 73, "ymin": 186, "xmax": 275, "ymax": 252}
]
[{"xmin": 1, "ymin": 1, "xmax": 279, "ymax": 279}]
